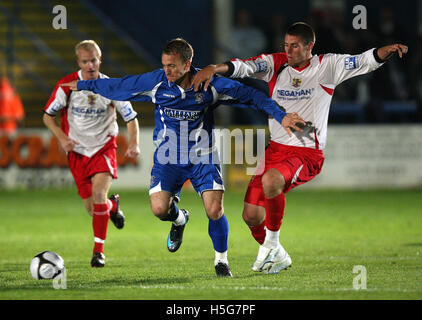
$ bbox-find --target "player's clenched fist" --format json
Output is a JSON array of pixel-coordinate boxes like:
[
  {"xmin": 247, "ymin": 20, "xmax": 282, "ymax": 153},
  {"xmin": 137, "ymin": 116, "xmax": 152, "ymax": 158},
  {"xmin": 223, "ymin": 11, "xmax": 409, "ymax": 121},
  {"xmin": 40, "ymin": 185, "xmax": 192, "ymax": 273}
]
[
  {"xmin": 58, "ymin": 136, "xmax": 78, "ymax": 152},
  {"xmin": 125, "ymin": 144, "xmax": 140, "ymax": 158}
]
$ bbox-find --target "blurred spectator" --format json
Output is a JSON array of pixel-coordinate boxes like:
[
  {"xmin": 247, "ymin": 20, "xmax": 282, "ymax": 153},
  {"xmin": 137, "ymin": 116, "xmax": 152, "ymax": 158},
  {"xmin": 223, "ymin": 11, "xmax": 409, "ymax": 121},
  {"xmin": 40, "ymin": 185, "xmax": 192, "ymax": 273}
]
[
  {"xmin": 307, "ymin": 8, "xmax": 366, "ymax": 122},
  {"xmin": 365, "ymin": 5, "xmax": 411, "ymax": 123},
  {"xmin": 226, "ymin": 8, "xmax": 268, "ymax": 124},
  {"xmin": 223, "ymin": 2, "xmax": 415, "ymax": 125},
  {"xmin": 376, "ymin": 5, "xmax": 407, "ymax": 44},
  {"xmin": 303, "ymin": 4, "xmax": 413, "ymax": 124},
  {"xmin": 306, "ymin": 9, "xmax": 342, "ymax": 54},
  {"xmin": 329, "ymin": 7, "xmax": 349, "ymax": 51},
  {"xmin": 0, "ymin": 76, "xmax": 25, "ymax": 135},
  {"xmin": 332, "ymin": 32, "xmax": 371, "ymax": 107},
  {"xmin": 264, "ymin": 11, "xmax": 287, "ymax": 53},
  {"xmin": 230, "ymin": 8, "xmax": 267, "ymax": 59}
]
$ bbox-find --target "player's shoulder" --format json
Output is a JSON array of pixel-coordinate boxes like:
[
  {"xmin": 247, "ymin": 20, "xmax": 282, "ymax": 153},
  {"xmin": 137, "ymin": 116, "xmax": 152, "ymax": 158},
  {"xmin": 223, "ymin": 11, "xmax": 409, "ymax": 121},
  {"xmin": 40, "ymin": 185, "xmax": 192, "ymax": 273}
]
[
  {"xmin": 245, "ymin": 52, "xmax": 288, "ymax": 67},
  {"xmin": 132, "ymin": 68, "xmax": 167, "ymax": 88},
  {"xmin": 312, "ymin": 54, "xmax": 335, "ymax": 71},
  {"xmin": 56, "ymin": 71, "xmax": 80, "ymax": 85},
  {"xmin": 260, "ymin": 51, "xmax": 287, "ymax": 65},
  {"xmin": 271, "ymin": 52, "xmax": 288, "ymax": 72},
  {"xmin": 316, "ymin": 52, "xmax": 347, "ymax": 65},
  {"xmin": 146, "ymin": 68, "xmax": 167, "ymax": 81},
  {"xmin": 254, "ymin": 52, "xmax": 287, "ymax": 73},
  {"xmin": 50, "ymin": 71, "xmax": 79, "ymax": 97},
  {"xmin": 270, "ymin": 51, "xmax": 287, "ymax": 61}
]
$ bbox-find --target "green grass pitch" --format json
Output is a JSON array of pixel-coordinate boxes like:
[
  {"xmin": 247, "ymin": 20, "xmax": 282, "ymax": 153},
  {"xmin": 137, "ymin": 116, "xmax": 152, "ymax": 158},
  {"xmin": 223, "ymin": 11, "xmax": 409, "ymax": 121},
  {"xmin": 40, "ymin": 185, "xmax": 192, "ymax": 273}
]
[{"xmin": 0, "ymin": 188, "xmax": 421, "ymax": 300}]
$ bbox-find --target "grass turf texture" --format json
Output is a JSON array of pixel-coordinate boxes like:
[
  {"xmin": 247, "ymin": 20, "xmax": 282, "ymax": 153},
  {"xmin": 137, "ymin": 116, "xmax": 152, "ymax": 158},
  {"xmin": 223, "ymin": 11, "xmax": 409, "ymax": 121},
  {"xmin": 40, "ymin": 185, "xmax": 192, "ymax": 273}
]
[{"xmin": 0, "ymin": 188, "xmax": 421, "ymax": 300}]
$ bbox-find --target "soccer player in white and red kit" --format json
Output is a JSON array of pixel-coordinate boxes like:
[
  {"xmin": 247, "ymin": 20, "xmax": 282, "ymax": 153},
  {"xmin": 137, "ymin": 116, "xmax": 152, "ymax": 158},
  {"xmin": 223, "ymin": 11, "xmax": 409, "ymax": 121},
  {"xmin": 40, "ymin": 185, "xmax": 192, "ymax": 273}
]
[
  {"xmin": 43, "ymin": 40, "xmax": 140, "ymax": 267},
  {"xmin": 193, "ymin": 22, "xmax": 408, "ymax": 274}
]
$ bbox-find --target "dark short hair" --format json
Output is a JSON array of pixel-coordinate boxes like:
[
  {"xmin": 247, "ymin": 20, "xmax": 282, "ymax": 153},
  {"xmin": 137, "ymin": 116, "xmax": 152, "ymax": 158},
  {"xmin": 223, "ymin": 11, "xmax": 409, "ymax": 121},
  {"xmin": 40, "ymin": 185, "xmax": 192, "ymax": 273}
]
[
  {"xmin": 286, "ymin": 22, "xmax": 316, "ymax": 45},
  {"xmin": 162, "ymin": 38, "xmax": 194, "ymax": 63}
]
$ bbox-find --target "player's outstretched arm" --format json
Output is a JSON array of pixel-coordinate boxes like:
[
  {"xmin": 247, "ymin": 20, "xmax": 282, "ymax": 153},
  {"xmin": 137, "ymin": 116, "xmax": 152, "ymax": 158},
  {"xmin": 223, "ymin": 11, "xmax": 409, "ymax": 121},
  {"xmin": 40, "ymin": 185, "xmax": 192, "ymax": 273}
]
[
  {"xmin": 214, "ymin": 76, "xmax": 293, "ymax": 124},
  {"xmin": 376, "ymin": 44, "xmax": 408, "ymax": 61},
  {"xmin": 62, "ymin": 73, "xmax": 159, "ymax": 102}
]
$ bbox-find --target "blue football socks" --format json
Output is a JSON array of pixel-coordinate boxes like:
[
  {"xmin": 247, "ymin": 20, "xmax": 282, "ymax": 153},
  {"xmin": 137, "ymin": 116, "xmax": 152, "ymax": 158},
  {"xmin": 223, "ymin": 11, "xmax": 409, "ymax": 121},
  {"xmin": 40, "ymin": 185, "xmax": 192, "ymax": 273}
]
[{"xmin": 208, "ymin": 213, "xmax": 229, "ymax": 253}]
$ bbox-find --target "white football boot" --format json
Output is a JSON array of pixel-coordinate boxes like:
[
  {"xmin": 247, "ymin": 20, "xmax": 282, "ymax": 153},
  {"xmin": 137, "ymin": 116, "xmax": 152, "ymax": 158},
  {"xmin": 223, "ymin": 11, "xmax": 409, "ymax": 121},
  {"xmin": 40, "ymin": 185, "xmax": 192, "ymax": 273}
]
[
  {"xmin": 252, "ymin": 245, "xmax": 272, "ymax": 271},
  {"xmin": 260, "ymin": 243, "xmax": 292, "ymax": 274}
]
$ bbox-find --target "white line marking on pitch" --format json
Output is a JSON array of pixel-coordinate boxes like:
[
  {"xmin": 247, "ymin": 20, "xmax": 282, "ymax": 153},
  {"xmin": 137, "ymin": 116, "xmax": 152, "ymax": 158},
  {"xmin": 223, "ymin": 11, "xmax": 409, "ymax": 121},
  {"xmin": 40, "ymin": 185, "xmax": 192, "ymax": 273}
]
[{"xmin": 138, "ymin": 285, "xmax": 422, "ymax": 293}]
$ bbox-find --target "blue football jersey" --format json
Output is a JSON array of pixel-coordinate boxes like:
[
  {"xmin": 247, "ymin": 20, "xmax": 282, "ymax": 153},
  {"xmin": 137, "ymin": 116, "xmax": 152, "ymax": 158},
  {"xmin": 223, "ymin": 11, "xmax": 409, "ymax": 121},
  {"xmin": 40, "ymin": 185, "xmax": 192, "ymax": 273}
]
[{"xmin": 77, "ymin": 67, "xmax": 286, "ymax": 163}]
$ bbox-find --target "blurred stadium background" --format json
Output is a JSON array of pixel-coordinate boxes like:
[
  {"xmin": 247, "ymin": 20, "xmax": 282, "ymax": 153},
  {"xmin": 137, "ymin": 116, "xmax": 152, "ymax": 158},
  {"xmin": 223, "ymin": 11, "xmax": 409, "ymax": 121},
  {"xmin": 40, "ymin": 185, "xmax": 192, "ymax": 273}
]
[{"xmin": 0, "ymin": 0, "xmax": 421, "ymax": 191}]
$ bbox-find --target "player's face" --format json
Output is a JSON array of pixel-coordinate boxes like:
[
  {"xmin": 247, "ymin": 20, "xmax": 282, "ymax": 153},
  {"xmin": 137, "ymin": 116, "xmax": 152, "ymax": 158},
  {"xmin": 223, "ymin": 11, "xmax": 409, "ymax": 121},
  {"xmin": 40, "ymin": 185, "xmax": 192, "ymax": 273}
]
[
  {"xmin": 77, "ymin": 49, "xmax": 101, "ymax": 80},
  {"xmin": 162, "ymin": 53, "xmax": 191, "ymax": 84},
  {"xmin": 284, "ymin": 34, "xmax": 313, "ymax": 68}
]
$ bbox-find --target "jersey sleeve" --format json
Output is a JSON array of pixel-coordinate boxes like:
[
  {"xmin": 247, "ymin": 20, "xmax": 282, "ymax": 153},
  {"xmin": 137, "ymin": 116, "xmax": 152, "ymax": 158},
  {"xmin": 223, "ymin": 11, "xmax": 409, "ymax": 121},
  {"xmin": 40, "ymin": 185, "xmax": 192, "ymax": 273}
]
[
  {"xmin": 229, "ymin": 52, "xmax": 287, "ymax": 83},
  {"xmin": 210, "ymin": 76, "xmax": 286, "ymax": 123},
  {"xmin": 44, "ymin": 77, "xmax": 74, "ymax": 116},
  {"xmin": 318, "ymin": 48, "xmax": 385, "ymax": 86},
  {"xmin": 77, "ymin": 69, "xmax": 164, "ymax": 102},
  {"xmin": 113, "ymin": 100, "xmax": 138, "ymax": 122}
]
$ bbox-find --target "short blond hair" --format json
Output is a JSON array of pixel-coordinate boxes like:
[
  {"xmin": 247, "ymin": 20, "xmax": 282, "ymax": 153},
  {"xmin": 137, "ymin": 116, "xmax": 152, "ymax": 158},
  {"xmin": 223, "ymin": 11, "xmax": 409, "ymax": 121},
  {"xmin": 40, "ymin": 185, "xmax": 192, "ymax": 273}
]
[{"xmin": 75, "ymin": 40, "xmax": 102, "ymax": 58}]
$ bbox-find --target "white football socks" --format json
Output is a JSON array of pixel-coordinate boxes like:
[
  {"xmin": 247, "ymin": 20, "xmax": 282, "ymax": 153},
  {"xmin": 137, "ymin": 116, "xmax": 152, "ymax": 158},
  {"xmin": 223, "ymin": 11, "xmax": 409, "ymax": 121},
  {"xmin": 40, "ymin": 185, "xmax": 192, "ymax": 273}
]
[
  {"xmin": 214, "ymin": 250, "xmax": 228, "ymax": 266},
  {"xmin": 263, "ymin": 229, "xmax": 280, "ymax": 249},
  {"xmin": 172, "ymin": 210, "xmax": 186, "ymax": 226}
]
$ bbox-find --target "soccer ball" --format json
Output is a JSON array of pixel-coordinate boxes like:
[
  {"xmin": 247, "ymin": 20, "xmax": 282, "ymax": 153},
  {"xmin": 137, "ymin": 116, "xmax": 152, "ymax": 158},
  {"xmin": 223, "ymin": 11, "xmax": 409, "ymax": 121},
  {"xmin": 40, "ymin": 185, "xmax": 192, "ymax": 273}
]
[{"xmin": 30, "ymin": 251, "xmax": 65, "ymax": 280}]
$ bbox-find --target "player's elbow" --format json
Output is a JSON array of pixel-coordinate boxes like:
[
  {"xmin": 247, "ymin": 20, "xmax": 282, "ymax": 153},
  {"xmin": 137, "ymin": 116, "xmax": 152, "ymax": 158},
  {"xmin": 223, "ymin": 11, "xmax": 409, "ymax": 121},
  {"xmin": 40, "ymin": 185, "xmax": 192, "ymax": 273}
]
[{"xmin": 42, "ymin": 113, "xmax": 54, "ymax": 127}]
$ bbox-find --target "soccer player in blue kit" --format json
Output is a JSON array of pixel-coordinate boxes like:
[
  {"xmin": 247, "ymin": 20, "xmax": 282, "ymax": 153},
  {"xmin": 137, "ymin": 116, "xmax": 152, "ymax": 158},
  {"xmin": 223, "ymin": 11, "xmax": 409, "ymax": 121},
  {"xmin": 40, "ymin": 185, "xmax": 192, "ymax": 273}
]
[{"xmin": 62, "ymin": 38, "xmax": 305, "ymax": 277}]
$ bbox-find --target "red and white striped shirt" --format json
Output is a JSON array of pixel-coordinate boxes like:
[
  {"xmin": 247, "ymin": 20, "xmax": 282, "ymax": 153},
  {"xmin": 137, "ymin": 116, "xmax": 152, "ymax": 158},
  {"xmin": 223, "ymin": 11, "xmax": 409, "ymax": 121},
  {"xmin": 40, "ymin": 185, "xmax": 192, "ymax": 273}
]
[
  {"xmin": 230, "ymin": 48, "xmax": 384, "ymax": 149},
  {"xmin": 44, "ymin": 70, "xmax": 137, "ymax": 157}
]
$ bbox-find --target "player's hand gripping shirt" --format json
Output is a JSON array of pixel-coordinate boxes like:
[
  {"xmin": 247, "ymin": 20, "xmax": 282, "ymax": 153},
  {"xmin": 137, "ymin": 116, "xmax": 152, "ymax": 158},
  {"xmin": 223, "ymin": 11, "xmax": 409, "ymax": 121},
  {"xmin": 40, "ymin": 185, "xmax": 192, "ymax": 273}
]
[
  {"xmin": 228, "ymin": 48, "xmax": 384, "ymax": 149},
  {"xmin": 44, "ymin": 70, "xmax": 137, "ymax": 157},
  {"xmin": 77, "ymin": 67, "xmax": 286, "ymax": 163}
]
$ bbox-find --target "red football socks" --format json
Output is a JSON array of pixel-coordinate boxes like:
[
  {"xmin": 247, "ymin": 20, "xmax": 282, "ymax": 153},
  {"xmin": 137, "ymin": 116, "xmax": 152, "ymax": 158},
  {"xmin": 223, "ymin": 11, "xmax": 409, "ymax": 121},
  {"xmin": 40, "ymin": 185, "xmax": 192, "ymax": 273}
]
[
  {"xmin": 248, "ymin": 220, "xmax": 266, "ymax": 245},
  {"xmin": 93, "ymin": 203, "xmax": 110, "ymax": 253},
  {"xmin": 107, "ymin": 198, "xmax": 117, "ymax": 214},
  {"xmin": 264, "ymin": 192, "xmax": 286, "ymax": 232}
]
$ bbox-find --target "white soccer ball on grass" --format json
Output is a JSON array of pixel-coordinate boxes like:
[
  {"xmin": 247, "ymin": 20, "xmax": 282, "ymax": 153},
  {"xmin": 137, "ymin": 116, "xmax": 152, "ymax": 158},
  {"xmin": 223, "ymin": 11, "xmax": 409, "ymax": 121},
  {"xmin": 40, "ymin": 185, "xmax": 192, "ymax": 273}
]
[{"xmin": 30, "ymin": 251, "xmax": 65, "ymax": 280}]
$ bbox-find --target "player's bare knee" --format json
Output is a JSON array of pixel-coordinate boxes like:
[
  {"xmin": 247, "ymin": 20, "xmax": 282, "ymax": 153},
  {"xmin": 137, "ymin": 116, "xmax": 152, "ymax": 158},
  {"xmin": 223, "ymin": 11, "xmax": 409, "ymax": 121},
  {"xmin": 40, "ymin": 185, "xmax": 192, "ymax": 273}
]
[
  {"xmin": 242, "ymin": 209, "xmax": 256, "ymax": 226},
  {"xmin": 206, "ymin": 204, "xmax": 223, "ymax": 220},
  {"xmin": 150, "ymin": 203, "xmax": 170, "ymax": 219},
  {"xmin": 262, "ymin": 169, "xmax": 284, "ymax": 198},
  {"xmin": 242, "ymin": 206, "xmax": 263, "ymax": 226},
  {"xmin": 91, "ymin": 189, "xmax": 108, "ymax": 204},
  {"xmin": 242, "ymin": 210, "xmax": 252, "ymax": 225}
]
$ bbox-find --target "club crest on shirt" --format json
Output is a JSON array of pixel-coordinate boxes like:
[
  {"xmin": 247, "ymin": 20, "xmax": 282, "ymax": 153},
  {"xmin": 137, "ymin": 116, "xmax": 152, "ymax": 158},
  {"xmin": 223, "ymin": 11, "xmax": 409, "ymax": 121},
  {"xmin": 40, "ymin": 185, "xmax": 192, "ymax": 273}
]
[
  {"xmin": 256, "ymin": 60, "xmax": 268, "ymax": 73},
  {"xmin": 50, "ymin": 101, "xmax": 62, "ymax": 113},
  {"xmin": 292, "ymin": 78, "xmax": 302, "ymax": 88},
  {"xmin": 344, "ymin": 56, "xmax": 359, "ymax": 70},
  {"xmin": 195, "ymin": 92, "xmax": 204, "ymax": 104},
  {"xmin": 87, "ymin": 94, "xmax": 97, "ymax": 106}
]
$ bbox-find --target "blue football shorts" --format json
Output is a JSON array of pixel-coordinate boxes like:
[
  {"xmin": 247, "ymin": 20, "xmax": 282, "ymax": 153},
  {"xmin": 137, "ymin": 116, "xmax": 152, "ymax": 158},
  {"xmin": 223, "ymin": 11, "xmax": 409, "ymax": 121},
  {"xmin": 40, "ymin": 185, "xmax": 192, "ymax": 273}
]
[{"xmin": 149, "ymin": 161, "xmax": 225, "ymax": 197}]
